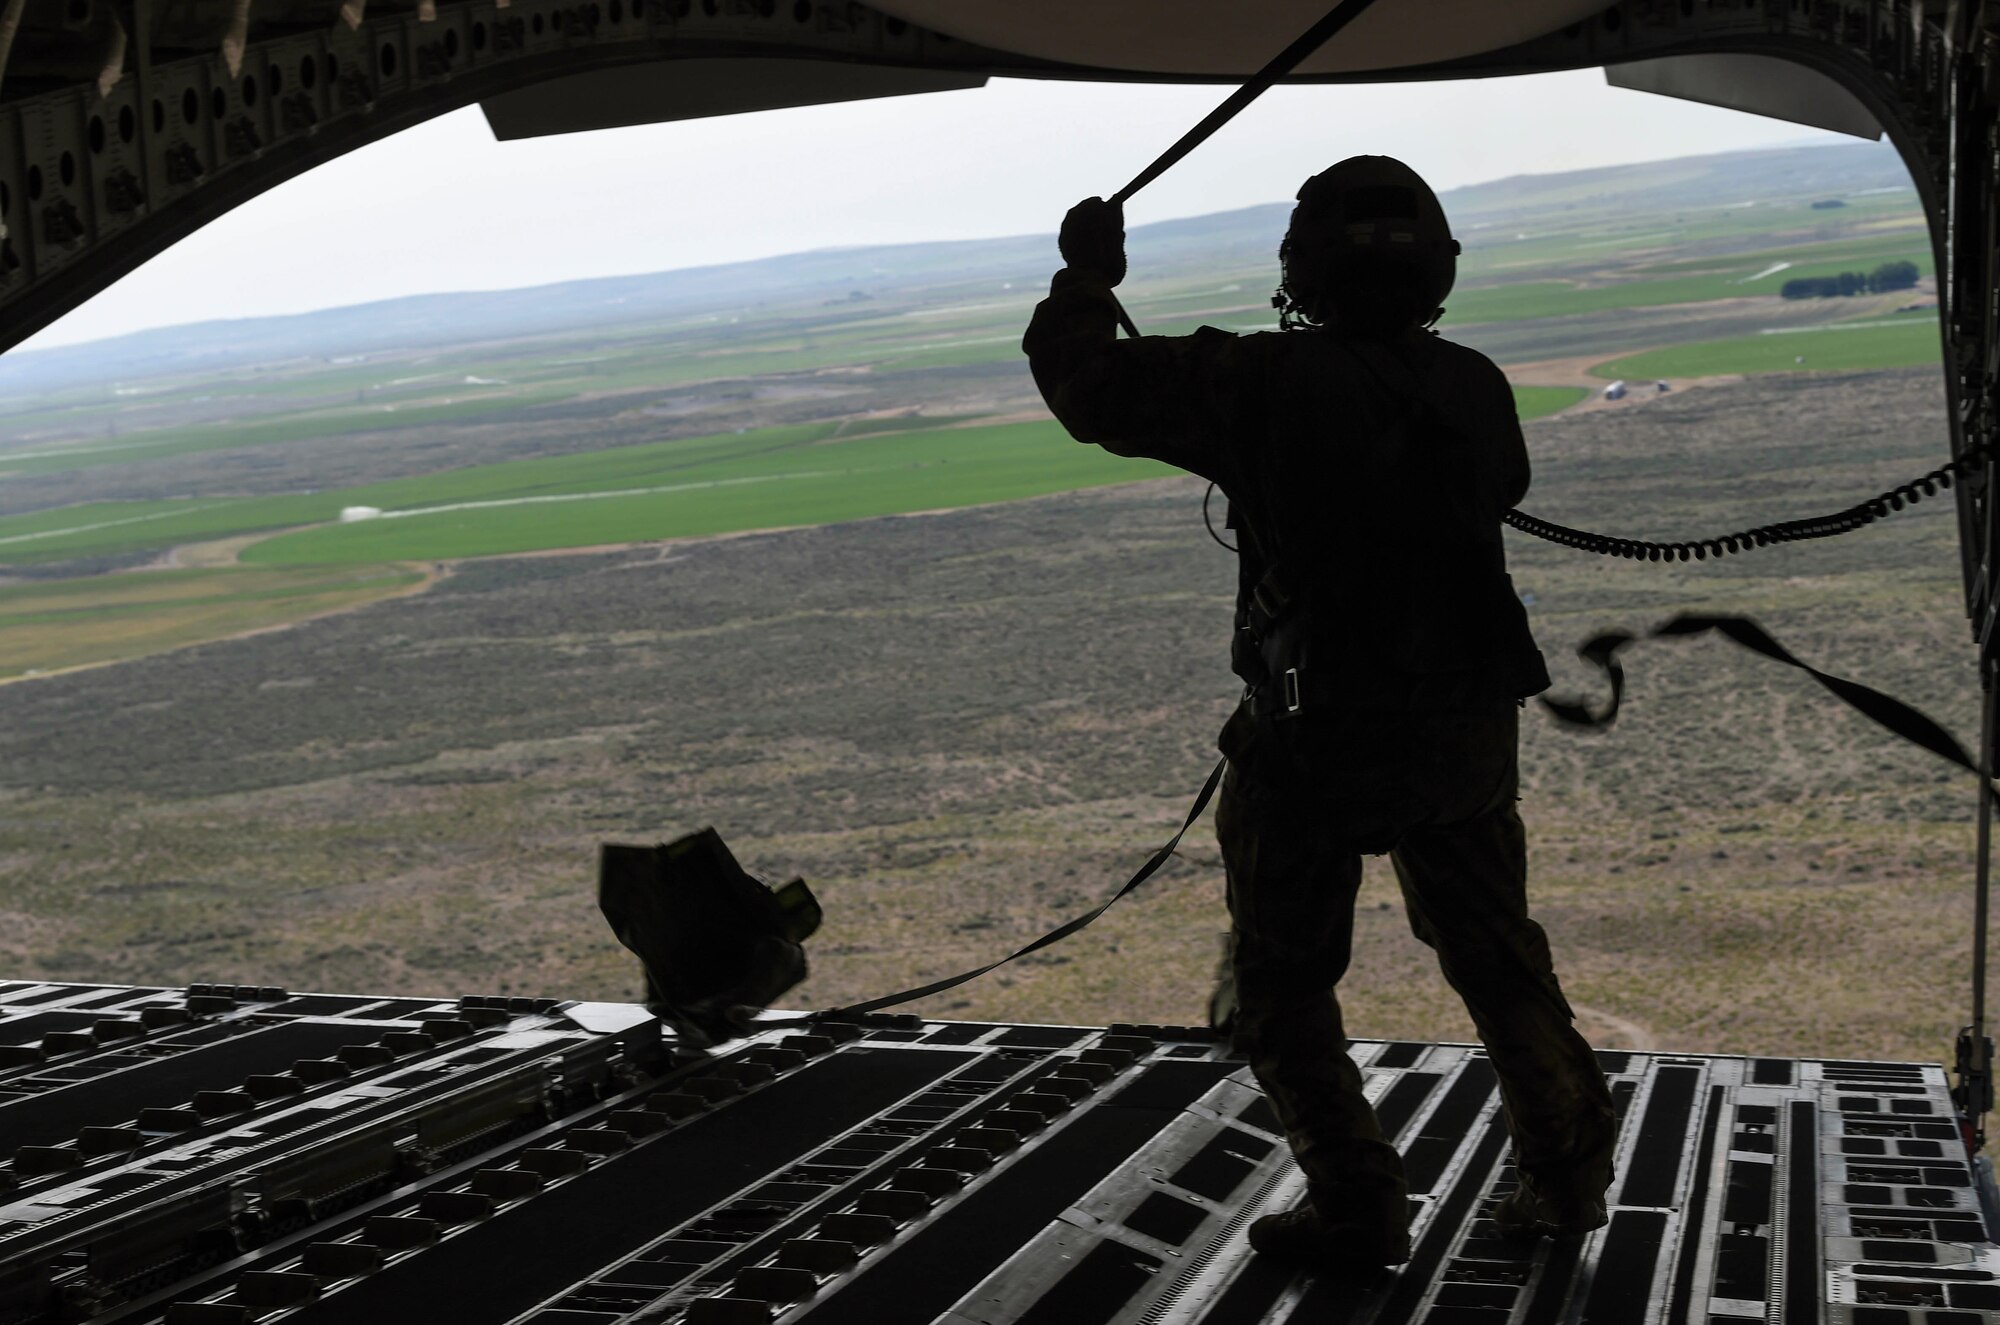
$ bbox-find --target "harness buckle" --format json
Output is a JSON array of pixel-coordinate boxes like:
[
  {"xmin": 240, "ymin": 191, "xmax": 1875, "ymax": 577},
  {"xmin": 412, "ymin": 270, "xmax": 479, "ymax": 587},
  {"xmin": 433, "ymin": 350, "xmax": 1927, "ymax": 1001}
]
[{"xmin": 1283, "ymin": 667, "xmax": 1303, "ymax": 715}]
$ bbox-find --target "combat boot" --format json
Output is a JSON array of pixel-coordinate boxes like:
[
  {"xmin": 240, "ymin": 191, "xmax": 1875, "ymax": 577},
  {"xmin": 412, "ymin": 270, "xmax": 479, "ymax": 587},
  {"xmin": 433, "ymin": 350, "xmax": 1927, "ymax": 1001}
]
[
  {"xmin": 1247, "ymin": 1186, "xmax": 1410, "ymax": 1271},
  {"xmin": 1490, "ymin": 1170, "xmax": 1608, "ymax": 1240}
]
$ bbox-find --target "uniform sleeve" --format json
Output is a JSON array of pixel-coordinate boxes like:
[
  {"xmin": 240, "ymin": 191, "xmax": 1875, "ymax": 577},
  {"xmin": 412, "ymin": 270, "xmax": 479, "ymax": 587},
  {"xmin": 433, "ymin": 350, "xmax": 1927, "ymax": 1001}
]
[
  {"xmin": 1488, "ymin": 360, "xmax": 1531, "ymax": 511},
  {"xmin": 1437, "ymin": 347, "xmax": 1530, "ymax": 513},
  {"xmin": 1021, "ymin": 268, "xmax": 1257, "ymax": 488}
]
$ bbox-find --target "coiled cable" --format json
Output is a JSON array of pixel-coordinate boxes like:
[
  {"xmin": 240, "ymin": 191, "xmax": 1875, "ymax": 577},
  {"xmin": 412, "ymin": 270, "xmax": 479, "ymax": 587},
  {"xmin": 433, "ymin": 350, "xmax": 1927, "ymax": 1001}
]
[
  {"xmin": 1203, "ymin": 440, "xmax": 1987, "ymax": 562},
  {"xmin": 1499, "ymin": 438, "xmax": 1990, "ymax": 561}
]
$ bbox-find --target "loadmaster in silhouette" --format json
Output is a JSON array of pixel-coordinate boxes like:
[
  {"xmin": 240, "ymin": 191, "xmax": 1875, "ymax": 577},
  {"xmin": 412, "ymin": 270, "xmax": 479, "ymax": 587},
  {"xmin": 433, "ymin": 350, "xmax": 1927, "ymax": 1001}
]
[{"xmin": 1022, "ymin": 157, "xmax": 1617, "ymax": 1270}]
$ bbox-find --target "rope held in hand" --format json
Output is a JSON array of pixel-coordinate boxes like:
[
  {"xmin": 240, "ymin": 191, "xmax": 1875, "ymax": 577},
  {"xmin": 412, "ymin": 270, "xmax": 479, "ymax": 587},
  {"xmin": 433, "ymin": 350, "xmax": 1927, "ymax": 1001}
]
[{"xmin": 1105, "ymin": 0, "xmax": 1384, "ymax": 341}]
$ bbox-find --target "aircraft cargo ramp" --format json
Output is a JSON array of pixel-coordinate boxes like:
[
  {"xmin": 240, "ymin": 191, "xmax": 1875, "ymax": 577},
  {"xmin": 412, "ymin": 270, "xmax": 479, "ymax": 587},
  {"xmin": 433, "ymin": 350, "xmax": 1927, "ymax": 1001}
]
[{"xmin": 0, "ymin": 981, "xmax": 1996, "ymax": 1325}]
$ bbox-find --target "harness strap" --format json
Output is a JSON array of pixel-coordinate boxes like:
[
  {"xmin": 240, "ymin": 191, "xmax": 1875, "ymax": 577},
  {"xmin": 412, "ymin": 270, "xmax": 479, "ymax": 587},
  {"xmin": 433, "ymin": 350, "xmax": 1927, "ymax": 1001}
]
[
  {"xmin": 1226, "ymin": 337, "xmax": 1443, "ymax": 710},
  {"xmin": 1247, "ymin": 564, "xmax": 1295, "ymax": 636}
]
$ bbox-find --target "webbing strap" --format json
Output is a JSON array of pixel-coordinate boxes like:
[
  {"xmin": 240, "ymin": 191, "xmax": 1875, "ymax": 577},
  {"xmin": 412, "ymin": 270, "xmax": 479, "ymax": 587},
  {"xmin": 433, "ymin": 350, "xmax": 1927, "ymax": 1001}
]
[
  {"xmin": 1106, "ymin": 0, "xmax": 1385, "ymax": 340},
  {"xmin": 769, "ymin": 756, "xmax": 1227, "ymax": 1026},
  {"xmin": 1541, "ymin": 612, "xmax": 1987, "ymax": 781},
  {"xmin": 1110, "ymin": 0, "xmax": 1387, "ymax": 207}
]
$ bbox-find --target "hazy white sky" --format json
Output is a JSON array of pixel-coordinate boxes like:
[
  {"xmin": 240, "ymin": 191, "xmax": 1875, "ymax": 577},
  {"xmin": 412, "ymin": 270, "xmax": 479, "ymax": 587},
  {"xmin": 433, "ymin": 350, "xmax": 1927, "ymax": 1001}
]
[{"xmin": 21, "ymin": 68, "xmax": 1861, "ymax": 350}]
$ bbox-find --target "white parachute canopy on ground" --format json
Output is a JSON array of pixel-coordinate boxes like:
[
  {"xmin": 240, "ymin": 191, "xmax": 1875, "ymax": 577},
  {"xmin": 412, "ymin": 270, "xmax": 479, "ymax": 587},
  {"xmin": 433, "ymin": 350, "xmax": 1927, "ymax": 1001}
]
[{"xmin": 339, "ymin": 506, "xmax": 383, "ymax": 522}]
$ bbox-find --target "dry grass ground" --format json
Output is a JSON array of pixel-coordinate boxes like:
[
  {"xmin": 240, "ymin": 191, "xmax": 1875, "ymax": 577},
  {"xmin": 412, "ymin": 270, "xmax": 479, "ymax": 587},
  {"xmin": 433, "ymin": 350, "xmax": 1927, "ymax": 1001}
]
[{"xmin": 0, "ymin": 367, "xmax": 1984, "ymax": 1081}]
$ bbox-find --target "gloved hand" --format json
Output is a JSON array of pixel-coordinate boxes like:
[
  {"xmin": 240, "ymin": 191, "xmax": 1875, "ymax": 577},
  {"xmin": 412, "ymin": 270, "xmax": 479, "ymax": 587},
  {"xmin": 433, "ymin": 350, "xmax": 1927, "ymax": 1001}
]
[{"xmin": 1058, "ymin": 196, "xmax": 1126, "ymax": 287}]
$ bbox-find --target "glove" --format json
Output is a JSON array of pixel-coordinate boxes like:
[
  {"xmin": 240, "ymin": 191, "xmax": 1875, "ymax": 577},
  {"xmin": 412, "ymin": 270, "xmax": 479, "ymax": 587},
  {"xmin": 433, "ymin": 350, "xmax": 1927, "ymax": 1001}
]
[{"xmin": 1058, "ymin": 196, "xmax": 1126, "ymax": 287}]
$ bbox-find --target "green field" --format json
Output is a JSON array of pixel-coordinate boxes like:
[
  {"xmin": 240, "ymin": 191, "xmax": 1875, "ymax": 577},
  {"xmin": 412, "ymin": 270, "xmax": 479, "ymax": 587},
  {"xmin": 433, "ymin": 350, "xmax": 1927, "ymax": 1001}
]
[
  {"xmin": 1447, "ymin": 236, "xmax": 1932, "ymax": 328},
  {"xmin": 243, "ymin": 420, "xmax": 1179, "ymax": 564},
  {"xmin": 1593, "ymin": 318, "xmax": 1942, "ymax": 380},
  {"xmin": 0, "ymin": 421, "xmax": 844, "ymax": 564},
  {"xmin": 0, "ymin": 493, "xmax": 335, "ymax": 564},
  {"xmin": 3, "ymin": 391, "xmax": 1582, "ymax": 571},
  {"xmin": 1630, "ymin": 229, "xmax": 1934, "ymax": 281},
  {"xmin": 1446, "ymin": 273, "xmax": 1750, "ymax": 326},
  {"xmin": 0, "ymin": 389, "xmax": 577, "ymax": 478},
  {"xmin": 1454, "ymin": 195, "xmax": 1929, "ymax": 281},
  {"xmin": 1514, "ymin": 385, "xmax": 1589, "ymax": 419},
  {"xmin": 0, "ymin": 564, "xmax": 425, "ymax": 680}
]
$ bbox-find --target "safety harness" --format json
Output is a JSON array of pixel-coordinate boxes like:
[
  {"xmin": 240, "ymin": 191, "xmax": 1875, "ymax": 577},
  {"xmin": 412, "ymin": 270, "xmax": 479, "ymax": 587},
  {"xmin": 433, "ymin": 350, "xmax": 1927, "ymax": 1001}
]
[{"xmin": 1225, "ymin": 336, "xmax": 1404, "ymax": 720}]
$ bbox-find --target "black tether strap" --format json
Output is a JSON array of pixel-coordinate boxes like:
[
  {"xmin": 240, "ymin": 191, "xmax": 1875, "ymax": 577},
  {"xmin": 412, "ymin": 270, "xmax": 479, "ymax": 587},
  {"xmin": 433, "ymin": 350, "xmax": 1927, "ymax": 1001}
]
[
  {"xmin": 1106, "ymin": 0, "xmax": 1384, "ymax": 339},
  {"xmin": 1110, "ymin": 0, "xmax": 1385, "ymax": 208},
  {"xmin": 1542, "ymin": 613, "xmax": 1986, "ymax": 780},
  {"xmin": 803, "ymin": 757, "xmax": 1227, "ymax": 1021}
]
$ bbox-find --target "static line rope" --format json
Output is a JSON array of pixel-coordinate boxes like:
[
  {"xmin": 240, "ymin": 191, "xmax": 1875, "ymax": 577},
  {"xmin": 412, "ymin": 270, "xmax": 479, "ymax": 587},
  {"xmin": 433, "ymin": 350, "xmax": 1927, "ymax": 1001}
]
[
  {"xmin": 1111, "ymin": 0, "xmax": 1382, "ymax": 207},
  {"xmin": 1105, "ymin": 0, "xmax": 1384, "ymax": 340},
  {"xmin": 1202, "ymin": 481, "xmax": 1237, "ymax": 552}
]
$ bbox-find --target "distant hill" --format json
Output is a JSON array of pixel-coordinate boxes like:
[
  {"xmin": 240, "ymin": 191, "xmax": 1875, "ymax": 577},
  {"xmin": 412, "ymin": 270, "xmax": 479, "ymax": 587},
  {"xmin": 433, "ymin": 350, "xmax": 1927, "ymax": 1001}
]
[
  {"xmin": 0, "ymin": 138, "xmax": 1912, "ymax": 398},
  {"xmin": 1443, "ymin": 138, "xmax": 1910, "ymax": 219}
]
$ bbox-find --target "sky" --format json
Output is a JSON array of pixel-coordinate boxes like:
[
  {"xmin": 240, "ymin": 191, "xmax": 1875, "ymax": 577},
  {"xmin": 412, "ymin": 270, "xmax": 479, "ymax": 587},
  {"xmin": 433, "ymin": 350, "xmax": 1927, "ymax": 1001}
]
[{"xmin": 18, "ymin": 67, "xmax": 1861, "ymax": 351}]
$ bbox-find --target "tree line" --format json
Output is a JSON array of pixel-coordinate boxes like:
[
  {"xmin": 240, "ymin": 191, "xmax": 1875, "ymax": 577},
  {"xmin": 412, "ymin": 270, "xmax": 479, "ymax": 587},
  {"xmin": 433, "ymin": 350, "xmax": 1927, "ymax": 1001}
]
[{"xmin": 1780, "ymin": 261, "xmax": 1920, "ymax": 300}]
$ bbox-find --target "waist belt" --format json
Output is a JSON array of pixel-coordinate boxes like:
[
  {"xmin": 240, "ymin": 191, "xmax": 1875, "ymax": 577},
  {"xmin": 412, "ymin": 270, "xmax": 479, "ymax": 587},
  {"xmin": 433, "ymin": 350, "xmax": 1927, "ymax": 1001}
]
[
  {"xmin": 1245, "ymin": 664, "xmax": 1334, "ymax": 719},
  {"xmin": 1245, "ymin": 668, "xmax": 1514, "ymax": 720}
]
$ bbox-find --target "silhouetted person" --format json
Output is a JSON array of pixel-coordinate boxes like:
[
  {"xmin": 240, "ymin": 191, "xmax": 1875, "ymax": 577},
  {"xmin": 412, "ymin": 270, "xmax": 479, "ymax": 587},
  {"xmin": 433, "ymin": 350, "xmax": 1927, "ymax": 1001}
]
[{"xmin": 1022, "ymin": 158, "xmax": 1616, "ymax": 1270}]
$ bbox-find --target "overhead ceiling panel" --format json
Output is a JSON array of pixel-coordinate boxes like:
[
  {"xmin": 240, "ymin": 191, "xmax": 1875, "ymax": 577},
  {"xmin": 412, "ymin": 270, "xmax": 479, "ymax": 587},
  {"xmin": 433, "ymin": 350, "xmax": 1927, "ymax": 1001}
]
[
  {"xmin": 1606, "ymin": 54, "xmax": 1884, "ymax": 141},
  {"xmin": 864, "ymin": 0, "xmax": 1611, "ymax": 76},
  {"xmin": 481, "ymin": 59, "xmax": 989, "ymax": 141}
]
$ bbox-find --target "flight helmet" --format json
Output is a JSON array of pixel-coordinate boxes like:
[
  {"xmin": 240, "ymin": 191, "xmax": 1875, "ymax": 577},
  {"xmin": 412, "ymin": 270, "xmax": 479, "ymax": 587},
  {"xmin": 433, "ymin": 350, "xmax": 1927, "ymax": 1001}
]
[{"xmin": 1275, "ymin": 155, "xmax": 1459, "ymax": 335}]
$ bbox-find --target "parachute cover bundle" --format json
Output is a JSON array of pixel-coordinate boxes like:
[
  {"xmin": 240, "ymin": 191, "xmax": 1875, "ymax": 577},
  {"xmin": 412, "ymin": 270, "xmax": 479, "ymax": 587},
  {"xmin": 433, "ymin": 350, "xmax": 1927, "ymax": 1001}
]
[{"xmin": 598, "ymin": 828, "xmax": 821, "ymax": 1050}]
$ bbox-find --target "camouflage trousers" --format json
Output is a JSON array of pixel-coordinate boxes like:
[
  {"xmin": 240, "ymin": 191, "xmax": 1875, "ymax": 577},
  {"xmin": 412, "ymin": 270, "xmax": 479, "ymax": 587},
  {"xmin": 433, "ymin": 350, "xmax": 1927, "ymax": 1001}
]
[{"xmin": 1212, "ymin": 701, "xmax": 1617, "ymax": 1217}]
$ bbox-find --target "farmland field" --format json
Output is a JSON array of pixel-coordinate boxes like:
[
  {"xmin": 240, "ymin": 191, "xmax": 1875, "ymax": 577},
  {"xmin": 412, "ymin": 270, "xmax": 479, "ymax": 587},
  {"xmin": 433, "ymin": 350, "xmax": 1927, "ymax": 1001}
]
[
  {"xmin": 0, "ymin": 140, "xmax": 1986, "ymax": 1083},
  {"xmin": 1512, "ymin": 385, "xmax": 1591, "ymax": 419},
  {"xmin": 1594, "ymin": 316, "xmax": 1942, "ymax": 380},
  {"xmin": 0, "ymin": 388, "xmax": 579, "ymax": 479},
  {"xmin": 0, "ymin": 565, "xmax": 427, "ymax": 680},
  {"xmin": 244, "ymin": 420, "xmax": 1180, "ymax": 565},
  {"xmin": 0, "ymin": 388, "xmax": 1588, "ymax": 573}
]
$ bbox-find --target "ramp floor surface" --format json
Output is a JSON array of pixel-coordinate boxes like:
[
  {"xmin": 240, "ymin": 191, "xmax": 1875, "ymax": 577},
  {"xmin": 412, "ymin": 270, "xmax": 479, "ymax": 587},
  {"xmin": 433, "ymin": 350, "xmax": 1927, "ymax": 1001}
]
[{"xmin": 0, "ymin": 981, "xmax": 1993, "ymax": 1325}]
